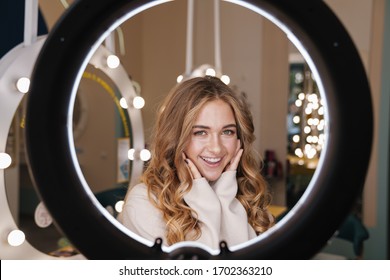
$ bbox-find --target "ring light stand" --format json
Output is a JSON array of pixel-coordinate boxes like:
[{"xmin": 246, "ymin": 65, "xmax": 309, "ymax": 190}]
[{"xmin": 25, "ymin": 0, "xmax": 373, "ymax": 259}]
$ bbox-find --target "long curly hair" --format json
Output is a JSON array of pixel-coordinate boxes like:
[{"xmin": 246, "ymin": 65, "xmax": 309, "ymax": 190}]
[{"xmin": 141, "ymin": 76, "xmax": 273, "ymax": 245}]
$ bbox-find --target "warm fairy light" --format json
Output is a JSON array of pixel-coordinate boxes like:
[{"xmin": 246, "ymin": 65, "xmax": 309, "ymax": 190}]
[
  {"xmin": 133, "ymin": 96, "xmax": 145, "ymax": 109},
  {"xmin": 305, "ymin": 107, "xmax": 312, "ymax": 115},
  {"xmin": 0, "ymin": 153, "xmax": 12, "ymax": 169},
  {"xmin": 304, "ymin": 126, "xmax": 311, "ymax": 134},
  {"xmin": 119, "ymin": 97, "xmax": 128, "ymax": 109},
  {"xmin": 177, "ymin": 75, "xmax": 184, "ymax": 83},
  {"xmin": 140, "ymin": 149, "xmax": 151, "ymax": 161},
  {"xmin": 295, "ymin": 148, "xmax": 303, "ymax": 158},
  {"xmin": 295, "ymin": 99, "xmax": 302, "ymax": 107},
  {"xmin": 128, "ymin": 148, "xmax": 151, "ymax": 161},
  {"xmin": 221, "ymin": 75, "xmax": 230, "ymax": 85},
  {"xmin": 16, "ymin": 77, "xmax": 30, "ymax": 93},
  {"xmin": 307, "ymin": 93, "xmax": 318, "ymax": 103},
  {"xmin": 295, "ymin": 72, "xmax": 304, "ymax": 84},
  {"xmin": 317, "ymin": 119, "xmax": 325, "ymax": 131},
  {"xmin": 115, "ymin": 200, "xmax": 124, "ymax": 213},
  {"xmin": 128, "ymin": 149, "xmax": 136, "ymax": 160},
  {"xmin": 7, "ymin": 230, "xmax": 25, "ymax": 246},
  {"xmin": 106, "ymin": 54, "xmax": 120, "ymax": 69},
  {"xmin": 293, "ymin": 115, "xmax": 300, "ymax": 124},
  {"xmin": 205, "ymin": 68, "xmax": 216, "ymax": 76},
  {"xmin": 319, "ymin": 133, "xmax": 325, "ymax": 145},
  {"xmin": 293, "ymin": 135, "xmax": 300, "ymax": 143},
  {"xmin": 298, "ymin": 93, "xmax": 305, "ymax": 100},
  {"xmin": 306, "ymin": 147, "xmax": 317, "ymax": 159},
  {"xmin": 120, "ymin": 96, "xmax": 144, "ymax": 109}
]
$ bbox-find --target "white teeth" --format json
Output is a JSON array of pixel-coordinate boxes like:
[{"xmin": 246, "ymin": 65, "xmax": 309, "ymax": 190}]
[{"xmin": 202, "ymin": 157, "xmax": 221, "ymax": 163}]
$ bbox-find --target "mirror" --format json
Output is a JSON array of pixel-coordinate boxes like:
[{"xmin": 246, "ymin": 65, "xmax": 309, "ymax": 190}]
[{"xmin": 5, "ymin": 104, "xmax": 75, "ymax": 256}]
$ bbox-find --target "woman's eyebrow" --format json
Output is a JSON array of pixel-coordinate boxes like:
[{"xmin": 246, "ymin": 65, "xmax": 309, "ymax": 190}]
[
  {"xmin": 192, "ymin": 124, "xmax": 237, "ymax": 129},
  {"xmin": 192, "ymin": 125, "xmax": 209, "ymax": 129},
  {"xmin": 223, "ymin": 124, "xmax": 237, "ymax": 129}
]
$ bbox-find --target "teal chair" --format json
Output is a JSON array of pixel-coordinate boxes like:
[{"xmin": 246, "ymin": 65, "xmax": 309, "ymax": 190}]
[
  {"xmin": 314, "ymin": 213, "xmax": 370, "ymax": 259},
  {"xmin": 334, "ymin": 214, "xmax": 369, "ymax": 259}
]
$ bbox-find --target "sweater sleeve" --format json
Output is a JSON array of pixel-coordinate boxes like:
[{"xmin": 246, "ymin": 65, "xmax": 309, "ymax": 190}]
[
  {"xmin": 212, "ymin": 171, "xmax": 256, "ymax": 247},
  {"xmin": 121, "ymin": 184, "xmax": 167, "ymax": 245},
  {"xmin": 183, "ymin": 177, "xmax": 222, "ymax": 250}
]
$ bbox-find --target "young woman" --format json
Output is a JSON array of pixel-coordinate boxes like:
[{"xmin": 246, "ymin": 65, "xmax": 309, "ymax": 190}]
[{"xmin": 121, "ymin": 76, "xmax": 274, "ymax": 251}]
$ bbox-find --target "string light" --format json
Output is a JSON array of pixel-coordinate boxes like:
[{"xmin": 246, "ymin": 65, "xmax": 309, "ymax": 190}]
[
  {"xmin": 119, "ymin": 96, "xmax": 145, "ymax": 109},
  {"xmin": 220, "ymin": 74, "xmax": 230, "ymax": 85},
  {"xmin": 288, "ymin": 65, "xmax": 325, "ymax": 164},
  {"xmin": 205, "ymin": 68, "xmax": 216, "ymax": 76},
  {"xmin": 177, "ymin": 75, "xmax": 184, "ymax": 83},
  {"xmin": 16, "ymin": 77, "xmax": 30, "ymax": 93},
  {"xmin": 0, "ymin": 153, "xmax": 12, "ymax": 169},
  {"xmin": 128, "ymin": 148, "xmax": 151, "ymax": 161},
  {"xmin": 106, "ymin": 54, "xmax": 120, "ymax": 69},
  {"xmin": 140, "ymin": 149, "xmax": 151, "ymax": 161},
  {"xmin": 128, "ymin": 148, "xmax": 136, "ymax": 160},
  {"xmin": 119, "ymin": 97, "xmax": 128, "ymax": 109},
  {"xmin": 7, "ymin": 230, "xmax": 25, "ymax": 247},
  {"xmin": 133, "ymin": 96, "xmax": 145, "ymax": 109},
  {"xmin": 115, "ymin": 200, "xmax": 124, "ymax": 213}
]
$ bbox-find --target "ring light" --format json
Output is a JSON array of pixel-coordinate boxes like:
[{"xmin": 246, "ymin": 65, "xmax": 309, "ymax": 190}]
[{"xmin": 25, "ymin": 0, "xmax": 373, "ymax": 259}]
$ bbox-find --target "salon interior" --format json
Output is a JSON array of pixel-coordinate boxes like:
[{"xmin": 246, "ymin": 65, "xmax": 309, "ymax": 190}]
[{"xmin": 0, "ymin": 0, "xmax": 389, "ymax": 260}]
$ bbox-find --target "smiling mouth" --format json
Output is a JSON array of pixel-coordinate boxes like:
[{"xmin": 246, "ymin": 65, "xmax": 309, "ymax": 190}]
[{"xmin": 201, "ymin": 156, "xmax": 222, "ymax": 165}]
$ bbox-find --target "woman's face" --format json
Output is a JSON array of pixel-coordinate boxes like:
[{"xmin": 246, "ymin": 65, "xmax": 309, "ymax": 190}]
[{"xmin": 184, "ymin": 99, "xmax": 239, "ymax": 182}]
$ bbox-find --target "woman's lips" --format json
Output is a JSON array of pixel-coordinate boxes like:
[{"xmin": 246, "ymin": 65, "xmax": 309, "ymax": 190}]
[{"xmin": 200, "ymin": 156, "xmax": 223, "ymax": 166}]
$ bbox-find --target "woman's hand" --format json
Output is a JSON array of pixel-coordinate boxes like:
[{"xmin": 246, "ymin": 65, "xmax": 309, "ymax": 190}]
[
  {"xmin": 225, "ymin": 139, "xmax": 243, "ymax": 172},
  {"xmin": 183, "ymin": 153, "xmax": 203, "ymax": 179}
]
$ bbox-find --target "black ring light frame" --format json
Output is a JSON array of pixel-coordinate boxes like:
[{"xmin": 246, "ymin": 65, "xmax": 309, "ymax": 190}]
[{"xmin": 25, "ymin": 0, "xmax": 373, "ymax": 259}]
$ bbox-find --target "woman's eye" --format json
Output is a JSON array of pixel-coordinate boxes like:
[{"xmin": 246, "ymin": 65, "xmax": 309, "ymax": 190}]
[
  {"xmin": 194, "ymin": 130, "xmax": 206, "ymax": 136},
  {"xmin": 222, "ymin": 129, "xmax": 236, "ymax": 136}
]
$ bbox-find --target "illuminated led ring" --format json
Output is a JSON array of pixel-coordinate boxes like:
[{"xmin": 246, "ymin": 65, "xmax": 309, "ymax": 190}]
[{"xmin": 25, "ymin": 0, "xmax": 372, "ymax": 259}]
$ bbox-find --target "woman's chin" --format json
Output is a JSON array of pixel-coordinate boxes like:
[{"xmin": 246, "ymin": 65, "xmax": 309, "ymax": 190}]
[
  {"xmin": 202, "ymin": 171, "xmax": 223, "ymax": 182},
  {"xmin": 197, "ymin": 162, "xmax": 229, "ymax": 182}
]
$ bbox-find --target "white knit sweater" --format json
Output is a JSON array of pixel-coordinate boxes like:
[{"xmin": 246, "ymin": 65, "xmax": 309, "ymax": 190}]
[{"xmin": 121, "ymin": 171, "xmax": 257, "ymax": 250}]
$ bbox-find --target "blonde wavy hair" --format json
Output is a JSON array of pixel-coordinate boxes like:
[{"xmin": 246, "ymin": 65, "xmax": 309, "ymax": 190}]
[{"xmin": 141, "ymin": 76, "xmax": 274, "ymax": 245}]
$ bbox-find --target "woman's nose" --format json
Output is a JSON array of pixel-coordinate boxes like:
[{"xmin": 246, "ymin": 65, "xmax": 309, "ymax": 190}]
[{"xmin": 207, "ymin": 134, "xmax": 222, "ymax": 154}]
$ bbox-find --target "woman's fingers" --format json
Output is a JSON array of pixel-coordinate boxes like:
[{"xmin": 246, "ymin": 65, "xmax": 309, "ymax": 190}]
[
  {"xmin": 183, "ymin": 153, "xmax": 202, "ymax": 179},
  {"xmin": 226, "ymin": 148, "xmax": 243, "ymax": 171},
  {"xmin": 226, "ymin": 139, "xmax": 243, "ymax": 171},
  {"xmin": 186, "ymin": 158, "xmax": 202, "ymax": 179}
]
